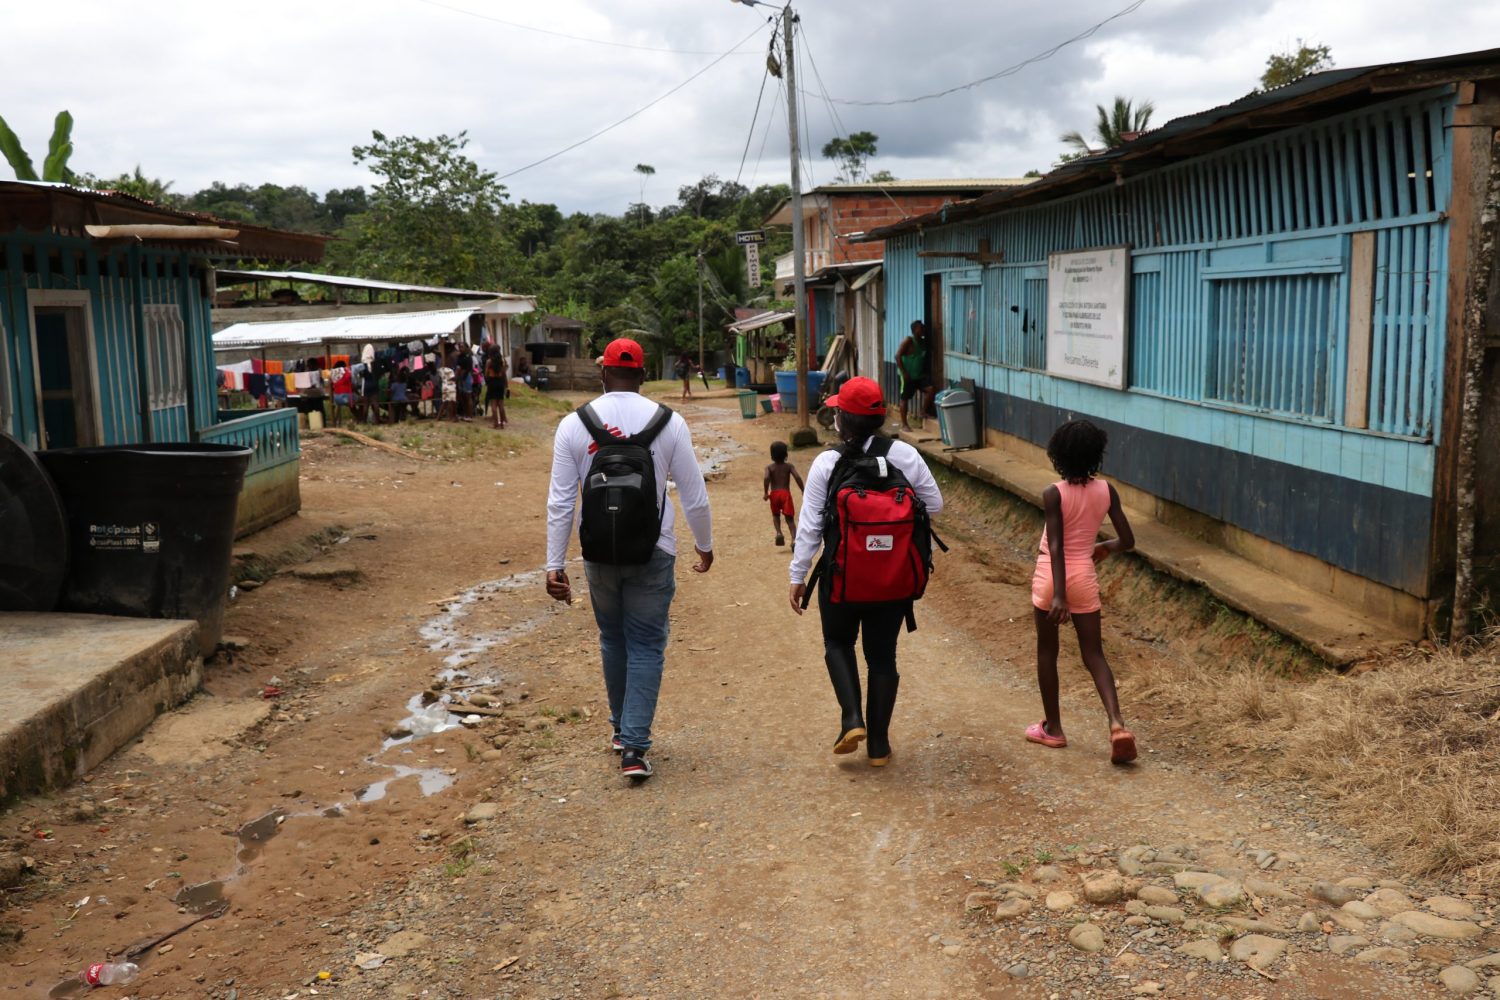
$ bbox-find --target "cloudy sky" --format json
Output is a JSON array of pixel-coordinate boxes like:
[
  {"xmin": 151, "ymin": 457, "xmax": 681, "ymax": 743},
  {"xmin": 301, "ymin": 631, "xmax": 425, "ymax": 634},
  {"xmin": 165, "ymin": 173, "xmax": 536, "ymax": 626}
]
[{"xmin": 3, "ymin": 0, "xmax": 1496, "ymax": 215}]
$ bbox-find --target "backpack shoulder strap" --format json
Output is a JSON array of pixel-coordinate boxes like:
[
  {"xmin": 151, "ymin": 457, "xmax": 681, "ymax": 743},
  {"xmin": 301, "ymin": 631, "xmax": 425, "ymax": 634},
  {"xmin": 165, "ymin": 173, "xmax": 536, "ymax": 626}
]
[
  {"xmin": 866, "ymin": 435, "xmax": 895, "ymax": 459},
  {"xmin": 575, "ymin": 403, "xmax": 618, "ymax": 449},
  {"xmin": 627, "ymin": 404, "xmax": 674, "ymax": 448}
]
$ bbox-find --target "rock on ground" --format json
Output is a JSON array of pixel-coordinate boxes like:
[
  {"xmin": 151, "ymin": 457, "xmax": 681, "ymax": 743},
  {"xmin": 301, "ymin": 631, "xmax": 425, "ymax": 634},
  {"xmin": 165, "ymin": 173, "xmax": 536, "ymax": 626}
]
[
  {"xmin": 1392, "ymin": 910, "xmax": 1482, "ymax": 940},
  {"xmin": 1438, "ymin": 965, "xmax": 1480, "ymax": 996},
  {"xmin": 1068, "ymin": 922, "xmax": 1106, "ymax": 953},
  {"xmin": 1175, "ymin": 940, "xmax": 1224, "ymax": 962},
  {"xmin": 1136, "ymin": 885, "xmax": 1178, "ymax": 906},
  {"xmin": 1081, "ymin": 872, "xmax": 1128, "ymax": 904},
  {"xmin": 1045, "ymin": 891, "xmax": 1076, "ymax": 912},
  {"xmin": 1228, "ymin": 934, "xmax": 1286, "ymax": 971}
]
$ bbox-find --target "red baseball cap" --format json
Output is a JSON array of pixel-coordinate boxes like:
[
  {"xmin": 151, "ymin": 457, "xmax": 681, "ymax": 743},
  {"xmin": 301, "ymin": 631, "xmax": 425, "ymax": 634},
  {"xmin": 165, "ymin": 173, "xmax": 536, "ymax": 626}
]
[
  {"xmin": 601, "ymin": 338, "xmax": 646, "ymax": 369},
  {"xmin": 824, "ymin": 376, "xmax": 886, "ymax": 416}
]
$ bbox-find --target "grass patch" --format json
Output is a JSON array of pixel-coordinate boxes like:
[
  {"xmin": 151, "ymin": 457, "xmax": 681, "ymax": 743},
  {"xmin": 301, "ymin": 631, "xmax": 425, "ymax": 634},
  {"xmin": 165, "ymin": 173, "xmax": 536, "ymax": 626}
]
[{"xmin": 444, "ymin": 836, "xmax": 477, "ymax": 878}]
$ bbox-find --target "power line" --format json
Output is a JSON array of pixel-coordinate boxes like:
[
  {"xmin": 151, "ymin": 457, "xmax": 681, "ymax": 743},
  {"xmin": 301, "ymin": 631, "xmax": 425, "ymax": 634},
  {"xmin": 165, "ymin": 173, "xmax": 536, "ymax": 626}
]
[
  {"xmin": 748, "ymin": 75, "xmax": 783, "ymax": 187},
  {"xmin": 819, "ymin": 0, "xmax": 1147, "ymax": 107},
  {"xmin": 413, "ymin": 0, "xmax": 756, "ymax": 56},
  {"xmin": 497, "ymin": 20, "xmax": 770, "ymax": 181},
  {"xmin": 733, "ymin": 18, "xmax": 781, "ymax": 189},
  {"xmin": 797, "ymin": 21, "xmax": 907, "ymax": 216}
]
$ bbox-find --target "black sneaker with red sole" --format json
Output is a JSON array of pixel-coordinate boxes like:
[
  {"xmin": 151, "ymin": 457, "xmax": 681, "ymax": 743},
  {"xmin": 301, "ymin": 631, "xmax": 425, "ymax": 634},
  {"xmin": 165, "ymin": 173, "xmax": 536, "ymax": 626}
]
[{"xmin": 620, "ymin": 749, "xmax": 652, "ymax": 780}]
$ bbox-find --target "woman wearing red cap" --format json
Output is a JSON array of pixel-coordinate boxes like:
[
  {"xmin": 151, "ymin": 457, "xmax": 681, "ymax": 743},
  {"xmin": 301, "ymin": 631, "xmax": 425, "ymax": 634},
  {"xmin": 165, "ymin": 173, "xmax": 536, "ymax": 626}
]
[{"xmin": 788, "ymin": 376, "xmax": 943, "ymax": 766}]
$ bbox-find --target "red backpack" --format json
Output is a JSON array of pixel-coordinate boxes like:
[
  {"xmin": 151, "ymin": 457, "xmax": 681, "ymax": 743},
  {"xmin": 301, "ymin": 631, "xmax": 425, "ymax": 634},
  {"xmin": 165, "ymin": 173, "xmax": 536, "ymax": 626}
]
[{"xmin": 803, "ymin": 437, "xmax": 945, "ymax": 629}]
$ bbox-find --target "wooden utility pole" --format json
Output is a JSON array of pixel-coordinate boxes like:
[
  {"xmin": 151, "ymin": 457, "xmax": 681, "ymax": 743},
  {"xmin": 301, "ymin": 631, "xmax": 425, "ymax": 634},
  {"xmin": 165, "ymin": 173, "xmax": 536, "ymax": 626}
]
[
  {"xmin": 697, "ymin": 250, "xmax": 705, "ymax": 377},
  {"xmin": 783, "ymin": 5, "xmax": 813, "ymax": 439}
]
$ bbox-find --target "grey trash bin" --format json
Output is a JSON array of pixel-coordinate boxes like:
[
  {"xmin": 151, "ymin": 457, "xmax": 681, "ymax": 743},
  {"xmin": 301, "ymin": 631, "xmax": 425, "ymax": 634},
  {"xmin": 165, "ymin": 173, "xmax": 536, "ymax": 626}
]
[{"xmin": 935, "ymin": 388, "xmax": 980, "ymax": 450}]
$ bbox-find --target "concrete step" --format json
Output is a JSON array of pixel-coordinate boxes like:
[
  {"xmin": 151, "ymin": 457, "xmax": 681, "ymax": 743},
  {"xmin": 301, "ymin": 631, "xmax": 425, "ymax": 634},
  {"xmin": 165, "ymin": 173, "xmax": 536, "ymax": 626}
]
[
  {"xmin": 902, "ymin": 434, "xmax": 1411, "ymax": 667},
  {"xmin": 0, "ymin": 613, "xmax": 200, "ymax": 802}
]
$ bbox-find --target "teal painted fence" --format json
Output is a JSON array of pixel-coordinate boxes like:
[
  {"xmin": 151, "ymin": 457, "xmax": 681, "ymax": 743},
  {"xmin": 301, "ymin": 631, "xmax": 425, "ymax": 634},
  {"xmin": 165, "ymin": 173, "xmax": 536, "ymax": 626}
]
[{"xmin": 204, "ymin": 408, "xmax": 300, "ymax": 475}]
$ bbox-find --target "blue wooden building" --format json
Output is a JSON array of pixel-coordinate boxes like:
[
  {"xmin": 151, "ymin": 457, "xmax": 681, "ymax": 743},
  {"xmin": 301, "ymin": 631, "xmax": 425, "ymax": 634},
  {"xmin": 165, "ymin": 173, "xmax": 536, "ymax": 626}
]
[
  {"xmin": 0, "ymin": 181, "xmax": 327, "ymax": 534},
  {"xmin": 869, "ymin": 50, "xmax": 1500, "ymax": 637}
]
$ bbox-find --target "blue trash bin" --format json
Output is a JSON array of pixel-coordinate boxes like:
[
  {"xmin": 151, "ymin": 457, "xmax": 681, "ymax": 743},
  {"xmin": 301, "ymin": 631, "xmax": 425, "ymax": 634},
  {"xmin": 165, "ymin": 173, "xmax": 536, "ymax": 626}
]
[{"xmin": 772, "ymin": 370, "xmax": 828, "ymax": 413}]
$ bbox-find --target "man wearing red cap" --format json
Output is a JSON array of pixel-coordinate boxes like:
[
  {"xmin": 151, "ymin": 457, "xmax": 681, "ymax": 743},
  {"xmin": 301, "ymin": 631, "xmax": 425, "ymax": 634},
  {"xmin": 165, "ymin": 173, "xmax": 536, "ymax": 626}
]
[
  {"xmin": 788, "ymin": 376, "xmax": 943, "ymax": 767},
  {"xmin": 544, "ymin": 338, "xmax": 714, "ymax": 780}
]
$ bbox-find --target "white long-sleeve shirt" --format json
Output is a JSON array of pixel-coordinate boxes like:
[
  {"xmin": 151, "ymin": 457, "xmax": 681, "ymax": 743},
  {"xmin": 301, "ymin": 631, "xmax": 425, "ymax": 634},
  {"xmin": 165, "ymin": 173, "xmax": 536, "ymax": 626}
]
[
  {"xmin": 546, "ymin": 392, "xmax": 713, "ymax": 571},
  {"xmin": 789, "ymin": 438, "xmax": 944, "ymax": 584}
]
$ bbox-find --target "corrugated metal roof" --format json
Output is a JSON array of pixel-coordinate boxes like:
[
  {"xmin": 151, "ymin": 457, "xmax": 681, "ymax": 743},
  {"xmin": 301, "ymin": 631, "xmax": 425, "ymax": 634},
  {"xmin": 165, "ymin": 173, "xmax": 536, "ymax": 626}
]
[
  {"xmin": 810, "ymin": 179, "xmax": 1032, "ymax": 193},
  {"xmin": 727, "ymin": 310, "xmax": 794, "ymax": 334},
  {"xmin": 0, "ymin": 180, "xmax": 328, "ymax": 262},
  {"xmin": 215, "ymin": 269, "xmax": 527, "ymax": 300},
  {"xmin": 861, "ymin": 45, "xmax": 1500, "ymax": 241},
  {"xmin": 213, "ymin": 308, "xmax": 481, "ymax": 350}
]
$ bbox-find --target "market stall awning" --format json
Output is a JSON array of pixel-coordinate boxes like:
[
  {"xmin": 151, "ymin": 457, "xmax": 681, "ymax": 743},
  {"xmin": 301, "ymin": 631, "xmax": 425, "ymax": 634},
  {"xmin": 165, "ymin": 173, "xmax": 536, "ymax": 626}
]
[
  {"xmin": 215, "ymin": 269, "xmax": 533, "ymax": 306},
  {"xmin": 727, "ymin": 310, "xmax": 794, "ymax": 335},
  {"xmin": 213, "ymin": 308, "xmax": 480, "ymax": 351}
]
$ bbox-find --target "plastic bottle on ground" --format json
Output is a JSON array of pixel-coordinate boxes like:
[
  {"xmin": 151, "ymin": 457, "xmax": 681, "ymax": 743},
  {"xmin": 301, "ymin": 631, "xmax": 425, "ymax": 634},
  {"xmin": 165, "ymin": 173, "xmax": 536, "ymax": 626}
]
[{"xmin": 81, "ymin": 961, "xmax": 139, "ymax": 986}]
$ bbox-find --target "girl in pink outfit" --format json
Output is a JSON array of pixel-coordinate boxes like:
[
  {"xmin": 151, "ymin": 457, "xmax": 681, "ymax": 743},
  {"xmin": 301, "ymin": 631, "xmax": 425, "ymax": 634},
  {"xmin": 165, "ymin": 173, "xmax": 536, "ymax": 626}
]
[{"xmin": 1027, "ymin": 420, "xmax": 1138, "ymax": 764}]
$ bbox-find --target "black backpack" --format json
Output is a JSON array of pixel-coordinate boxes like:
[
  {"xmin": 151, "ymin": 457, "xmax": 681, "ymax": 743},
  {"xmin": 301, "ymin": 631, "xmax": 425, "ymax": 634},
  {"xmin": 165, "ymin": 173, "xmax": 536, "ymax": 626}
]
[{"xmin": 576, "ymin": 403, "xmax": 675, "ymax": 565}]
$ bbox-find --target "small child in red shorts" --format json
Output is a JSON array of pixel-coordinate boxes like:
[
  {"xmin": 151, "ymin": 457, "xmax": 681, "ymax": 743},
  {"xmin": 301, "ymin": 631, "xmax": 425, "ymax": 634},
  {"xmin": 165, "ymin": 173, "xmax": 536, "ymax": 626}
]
[{"xmin": 763, "ymin": 440, "xmax": 805, "ymax": 546}]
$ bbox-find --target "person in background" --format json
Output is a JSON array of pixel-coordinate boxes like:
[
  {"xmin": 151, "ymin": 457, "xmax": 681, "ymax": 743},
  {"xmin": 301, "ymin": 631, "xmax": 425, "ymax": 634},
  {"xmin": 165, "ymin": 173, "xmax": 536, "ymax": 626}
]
[
  {"xmin": 515, "ymin": 351, "xmax": 533, "ymax": 387},
  {"xmin": 389, "ymin": 365, "xmax": 410, "ymax": 423},
  {"xmin": 485, "ymin": 345, "xmax": 509, "ymax": 429},
  {"xmin": 674, "ymin": 351, "xmax": 696, "ymax": 400},
  {"xmin": 456, "ymin": 347, "xmax": 475, "ymax": 422},
  {"xmin": 330, "ymin": 364, "xmax": 354, "ymax": 428},
  {"xmin": 438, "ymin": 357, "xmax": 457, "ymax": 421},
  {"xmin": 895, "ymin": 320, "xmax": 935, "ymax": 432},
  {"xmin": 762, "ymin": 440, "xmax": 804, "ymax": 547}
]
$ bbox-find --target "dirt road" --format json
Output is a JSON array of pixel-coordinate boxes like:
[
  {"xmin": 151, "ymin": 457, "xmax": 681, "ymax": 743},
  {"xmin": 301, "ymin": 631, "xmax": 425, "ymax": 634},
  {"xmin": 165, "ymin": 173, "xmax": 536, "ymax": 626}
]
[{"xmin": 3, "ymin": 394, "xmax": 1496, "ymax": 999}]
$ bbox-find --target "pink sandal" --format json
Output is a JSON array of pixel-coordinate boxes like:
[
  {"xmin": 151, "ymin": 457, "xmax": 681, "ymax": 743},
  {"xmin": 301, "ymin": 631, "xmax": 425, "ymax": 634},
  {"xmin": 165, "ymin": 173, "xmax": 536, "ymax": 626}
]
[{"xmin": 1025, "ymin": 721, "xmax": 1067, "ymax": 748}]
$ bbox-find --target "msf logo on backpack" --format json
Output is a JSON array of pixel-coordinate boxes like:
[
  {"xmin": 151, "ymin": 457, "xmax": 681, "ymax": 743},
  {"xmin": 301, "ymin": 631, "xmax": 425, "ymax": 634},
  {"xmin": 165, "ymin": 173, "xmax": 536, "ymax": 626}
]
[
  {"xmin": 576, "ymin": 403, "xmax": 674, "ymax": 565},
  {"xmin": 865, "ymin": 535, "xmax": 894, "ymax": 552}
]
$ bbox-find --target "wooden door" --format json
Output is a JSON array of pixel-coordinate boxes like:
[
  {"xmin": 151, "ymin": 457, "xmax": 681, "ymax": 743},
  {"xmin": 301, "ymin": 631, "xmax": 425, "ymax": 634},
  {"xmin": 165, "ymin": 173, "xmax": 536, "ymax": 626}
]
[
  {"xmin": 924, "ymin": 273, "xmax": 944, "ymax": 406},
  {"xmin": 33, "ymin": 306, "xmax": 99, "ymax": 449}
]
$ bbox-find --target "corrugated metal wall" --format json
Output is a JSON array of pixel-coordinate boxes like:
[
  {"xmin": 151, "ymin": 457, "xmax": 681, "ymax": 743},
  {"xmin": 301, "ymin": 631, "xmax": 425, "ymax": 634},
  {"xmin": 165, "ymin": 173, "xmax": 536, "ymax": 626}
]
[{"xmin": 1, "ymin": 234, "xmax": 216, "ymax": 449}]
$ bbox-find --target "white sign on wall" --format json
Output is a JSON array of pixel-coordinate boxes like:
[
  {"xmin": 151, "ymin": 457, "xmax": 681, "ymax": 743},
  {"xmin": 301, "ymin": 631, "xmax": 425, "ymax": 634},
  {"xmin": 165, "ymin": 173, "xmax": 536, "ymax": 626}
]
[
  {"xmin": 1045, "ymin": 245, "xmax": 1130, "ymax": 390},
  {"xmin": 744, "ymin": 242, "xmax": 761, "ymax": 287}
]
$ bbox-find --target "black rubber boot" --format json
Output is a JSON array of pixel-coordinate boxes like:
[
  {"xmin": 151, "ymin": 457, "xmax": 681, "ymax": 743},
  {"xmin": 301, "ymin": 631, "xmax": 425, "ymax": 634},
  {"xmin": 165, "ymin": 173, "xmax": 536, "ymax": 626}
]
[
  {"xmin": 865, "ymin": 672, "xmax": 900, "ymax": 766},
  {"xmin": 825, "ymin": 646, "xmax": 866, "ymax": 754}
]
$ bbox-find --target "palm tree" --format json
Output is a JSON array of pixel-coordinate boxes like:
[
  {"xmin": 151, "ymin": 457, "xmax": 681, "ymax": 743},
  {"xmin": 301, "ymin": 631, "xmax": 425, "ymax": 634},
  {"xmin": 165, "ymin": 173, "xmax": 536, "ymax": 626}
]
[{"xmin": 1059, "ymin": 96, "xmax": 1155, "ymax": 159}]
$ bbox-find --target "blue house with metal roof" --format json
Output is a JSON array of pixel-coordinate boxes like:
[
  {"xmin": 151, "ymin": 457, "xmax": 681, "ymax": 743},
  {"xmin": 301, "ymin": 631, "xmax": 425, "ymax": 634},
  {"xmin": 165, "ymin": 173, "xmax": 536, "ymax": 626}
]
[
  {"xmin": 868, "ymin": 49, "xmax": 1500, "ymax": 637},
  {"xmin": 0, "ymin": 181, "xmax": 326, "ymax": 534}
]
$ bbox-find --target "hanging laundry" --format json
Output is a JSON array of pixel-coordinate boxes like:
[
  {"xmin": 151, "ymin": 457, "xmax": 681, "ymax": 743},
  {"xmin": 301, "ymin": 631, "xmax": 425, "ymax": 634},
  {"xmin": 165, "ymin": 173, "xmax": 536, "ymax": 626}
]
[
  {"xmin": 268, "ymin": 374, "xmax": 288, "ymax": 399},
  {"xmin": 246, "ymin": 373, "xmax": 268, "ymax": 398}
]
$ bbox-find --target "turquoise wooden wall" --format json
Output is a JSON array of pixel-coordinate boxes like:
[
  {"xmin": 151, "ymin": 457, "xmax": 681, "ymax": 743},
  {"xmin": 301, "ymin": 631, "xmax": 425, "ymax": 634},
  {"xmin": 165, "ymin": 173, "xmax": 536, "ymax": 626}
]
[
  {"xmin": 881, "ymin": 88, "xmax": 1459, "ymax": 596},
  {"xmin": 882, "ymin": 88, "xmax": 1454, "ymax": 501},
  {"xmin": 0, "ymin": 232, "xmax": 216, "ymax": 449}
]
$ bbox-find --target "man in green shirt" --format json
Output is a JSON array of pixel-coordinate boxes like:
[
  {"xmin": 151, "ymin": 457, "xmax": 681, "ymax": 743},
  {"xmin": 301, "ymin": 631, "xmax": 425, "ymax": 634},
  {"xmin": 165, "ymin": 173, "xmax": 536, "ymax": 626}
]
[{"xmin": 895, "ymin": 320, "xmax": 934, "ymax": 431}]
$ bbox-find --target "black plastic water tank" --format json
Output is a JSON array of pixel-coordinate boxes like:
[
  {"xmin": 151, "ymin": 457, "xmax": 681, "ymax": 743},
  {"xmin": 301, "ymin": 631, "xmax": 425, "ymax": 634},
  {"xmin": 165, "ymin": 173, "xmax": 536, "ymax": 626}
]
[
  {"xmin": 38, "ymin": 443, "xmax": 252, "ymax": 656},
  {"xmin": 0, "ymin": 432, "xmax": 68, "ymax": 612}
]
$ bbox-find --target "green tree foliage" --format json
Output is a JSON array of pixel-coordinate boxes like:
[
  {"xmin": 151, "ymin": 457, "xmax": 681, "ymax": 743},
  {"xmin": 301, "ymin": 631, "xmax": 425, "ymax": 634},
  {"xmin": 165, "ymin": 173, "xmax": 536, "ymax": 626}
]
[
  {"xmin": 87, "ymin": 166, "xmax": 177, "ymax": 204},
  {"xmin": 821, "ymin": 130, "xmax": 879, "ymax": 183},
  {"xmin": 0, "ymin": 110, "xmax": 76, "ymax": 182},
  {"xmin": 1259, "ymin": 41, "xmax": 1333, "ymax": 91},
  {"xmin": 328, "ymin": 130, "xmax": 513, "ymax": 289},
  {"xmin": 1059, "ymin": 96, "xmax": 1155, "ymax": 160}
]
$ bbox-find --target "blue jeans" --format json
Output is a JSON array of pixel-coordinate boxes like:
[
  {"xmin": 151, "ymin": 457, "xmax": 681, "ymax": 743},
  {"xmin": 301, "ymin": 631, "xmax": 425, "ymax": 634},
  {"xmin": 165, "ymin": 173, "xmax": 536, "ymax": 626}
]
[{"xmin": 583, "ymin": 549, "xmax": 676, "ymax": 752}]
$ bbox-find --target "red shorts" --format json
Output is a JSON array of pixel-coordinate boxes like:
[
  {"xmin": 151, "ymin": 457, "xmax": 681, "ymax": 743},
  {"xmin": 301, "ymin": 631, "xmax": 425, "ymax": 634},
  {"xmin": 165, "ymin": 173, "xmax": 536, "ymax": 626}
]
[{"xmin": 768, "ymin": 489, "xmax": 795, "ymax": 517}]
